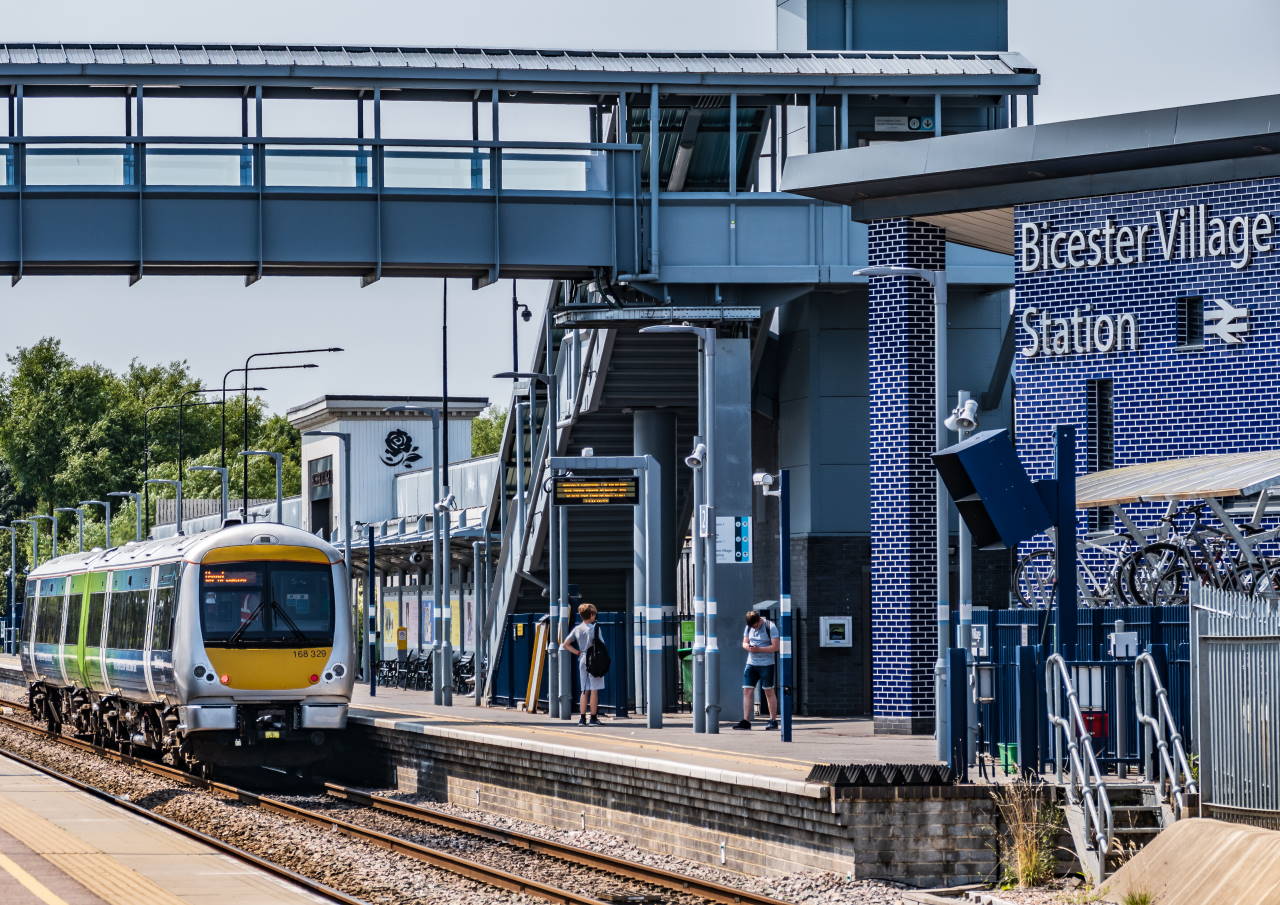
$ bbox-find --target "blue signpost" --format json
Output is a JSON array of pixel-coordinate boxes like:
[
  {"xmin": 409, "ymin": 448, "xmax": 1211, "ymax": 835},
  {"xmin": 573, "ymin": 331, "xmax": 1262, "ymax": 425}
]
[{"xmin": 777, "ymin": 469, "xmax": 793, "ymax": 742}]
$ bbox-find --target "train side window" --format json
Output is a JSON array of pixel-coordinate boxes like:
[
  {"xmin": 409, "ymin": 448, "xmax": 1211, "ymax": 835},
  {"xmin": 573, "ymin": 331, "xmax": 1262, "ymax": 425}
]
[
  {"xmin": 37, "ymin": 596, "xmax": 62, "ymax": 644},
  {"xmin": 64, "ymin": 594, "xmax": 82, "ymax": 646},
  {"xmin": 151, "ymin": 587, "xmax": 175, "ymax": 651},
  {"xmin": 86, "ymin": 592, "xmax": 106, "ymax": 648}
]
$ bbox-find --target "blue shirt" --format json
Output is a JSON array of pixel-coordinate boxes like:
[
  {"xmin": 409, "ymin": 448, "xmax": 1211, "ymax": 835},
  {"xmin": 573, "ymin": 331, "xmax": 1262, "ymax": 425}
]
[{"xmin": 743, "ymin": 620, "xmax": 777, "ymax": 666}]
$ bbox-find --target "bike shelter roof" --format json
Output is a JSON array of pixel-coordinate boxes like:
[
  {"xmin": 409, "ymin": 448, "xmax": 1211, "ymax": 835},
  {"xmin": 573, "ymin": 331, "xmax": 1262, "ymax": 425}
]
[{"xmin": 1076, "ymin": 450, "xmax": 1280, "ymax": 509}]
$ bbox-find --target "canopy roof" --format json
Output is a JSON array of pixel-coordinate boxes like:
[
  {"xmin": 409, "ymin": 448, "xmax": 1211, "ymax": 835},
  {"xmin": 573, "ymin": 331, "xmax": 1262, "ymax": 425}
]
[{"xmin": 1076, "ymin": 450, "xmax": 1280, "ymax": 509}]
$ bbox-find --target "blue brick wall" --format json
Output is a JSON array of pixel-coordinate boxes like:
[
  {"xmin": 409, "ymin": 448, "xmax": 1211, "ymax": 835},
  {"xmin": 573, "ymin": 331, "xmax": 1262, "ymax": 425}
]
[
  {"xmin": 1015, "ymin": 178, "xmax": 1280, "ymax": 521},
  {"xmin": 867, "ymin": 218, "xmax": 946, "ymax": 732}
]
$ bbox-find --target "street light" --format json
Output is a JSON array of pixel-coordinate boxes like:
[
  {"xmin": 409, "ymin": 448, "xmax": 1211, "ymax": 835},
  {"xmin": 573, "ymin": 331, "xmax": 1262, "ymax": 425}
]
[
  {"xmin": 854, "ymin": 263, "xmax": 950, "ymax": 760},
  {"xmin": 639, "ymin": 323, "xmax": 718, "ymax": 733},
  {"xmin": 511, "ymin": 279, "xmax": 532, "ymax": 373},
  {"xmin": 78, "ymin": 501, "xmax": 112, "ymax": 549},
  {"xmin": 106, "ymin": 492, "xmax": 143, "ymax": 543},
  {"xmin": 492, "ymin": 369, "xmax": 567, "ymax": 718},
  {"xmin": 54, "ymin": 508, "xmax": 84, "ymax": 552},
  {"xmin": 946, "ymin": 390, "xmax": 979, "ymax": 763},
  {"xmin": 12, "ymin": 519, "xmax": 36, "ymax": 572},
  {"xmin": 383, "ymin": 406, "xmax": 445, "ymax": 704},
  {"xmin": 220, "ymin": 364, "xmax": 315, "ymax": 470},
  {"xmin": 188, "ymin": 466, "xmax": 230, "ymax": 524},
  {"xmin": 753, "ymin": 469, "xmax": 793, "ymax": 742},
  {"xmin": 240, "ymin": 348, "xmax": 343, "ymax": 515},
  {"xmin": 143, "ymin": 481, "xmax": 181, "ymax": 535},
  {"xmin": 30, "ymin": 514, "xmax": 57, "ymax": 560},
  {"xmin": 239, "ymin": 451, "xmax": 283, "ymax": 523}
]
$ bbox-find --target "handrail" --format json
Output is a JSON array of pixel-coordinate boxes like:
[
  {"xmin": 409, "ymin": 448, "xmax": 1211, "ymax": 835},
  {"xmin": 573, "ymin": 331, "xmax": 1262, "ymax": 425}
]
[
  {"xmin": 1046, "ymin": 653, "xmax": 1114, "ymax": 878},
  {"xmin": 1135, "ymin": 651, "xmax": 1199, "ymax": 818}
]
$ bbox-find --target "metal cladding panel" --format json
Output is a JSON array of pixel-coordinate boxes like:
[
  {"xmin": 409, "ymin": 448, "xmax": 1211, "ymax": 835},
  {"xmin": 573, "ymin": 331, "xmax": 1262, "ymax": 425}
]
[
  {"xmin": 337, "ymin": 416, "xmax": 438, "ymax": 528},
  {"xmin": 23, "ymin": 196, "xmax": 138, "ymax": 262},
  {"xmin": 494, "ymin": 200, "xmax": 617, "ymax": 267},
  {"xmin": 143, "ymin": 197, "xmax": 259, "ymax": 261},
  {"xmin": 380, "ymin": 198, "xmax": 497, "ymax": 266},
  {"xmin": 932, "ymin": 428, "xmax": 1051, "ymax": 550},
  {"xmin": 261, "ymin": 198, "xmax": 379, "ymax": 263}
]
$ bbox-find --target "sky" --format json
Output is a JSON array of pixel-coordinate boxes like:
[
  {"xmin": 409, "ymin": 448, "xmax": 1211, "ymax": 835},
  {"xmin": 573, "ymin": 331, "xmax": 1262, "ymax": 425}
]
[{"xmin": 3, "ymin": 0, "xmax": 1280, "ymax": 416}]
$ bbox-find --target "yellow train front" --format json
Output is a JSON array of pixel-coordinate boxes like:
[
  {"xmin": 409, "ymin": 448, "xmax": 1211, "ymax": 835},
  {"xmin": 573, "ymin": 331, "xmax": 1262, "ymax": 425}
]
[{"xmin": 20, "ymin": 523, "xmax": 355, "ymax": 771}]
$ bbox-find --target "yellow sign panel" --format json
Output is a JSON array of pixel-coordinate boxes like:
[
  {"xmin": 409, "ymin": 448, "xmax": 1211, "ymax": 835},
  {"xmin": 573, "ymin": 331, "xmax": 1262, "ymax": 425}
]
[{"xmin": 554, "ymin": 476, "xmax": 639, "ymax": 506}]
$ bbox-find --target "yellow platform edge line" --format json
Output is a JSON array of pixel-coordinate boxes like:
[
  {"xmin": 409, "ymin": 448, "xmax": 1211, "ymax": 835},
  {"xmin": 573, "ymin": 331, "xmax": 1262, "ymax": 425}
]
[{"xmin": 0, "ymin": 850, "xmax": 71, "ymax": 905}]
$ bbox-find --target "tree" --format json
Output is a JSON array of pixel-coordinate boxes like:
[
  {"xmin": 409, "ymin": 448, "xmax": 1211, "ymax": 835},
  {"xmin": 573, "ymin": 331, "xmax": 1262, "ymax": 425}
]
[{"xmin": 471, "ymin": 405, "xmax": 508, "ymax": 457}]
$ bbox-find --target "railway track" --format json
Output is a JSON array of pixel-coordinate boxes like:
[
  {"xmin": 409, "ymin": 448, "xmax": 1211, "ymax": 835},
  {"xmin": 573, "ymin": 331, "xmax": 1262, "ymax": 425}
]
[{"xmin": 0, "ymin": 712, "xmax": 794, "ymax": 905}]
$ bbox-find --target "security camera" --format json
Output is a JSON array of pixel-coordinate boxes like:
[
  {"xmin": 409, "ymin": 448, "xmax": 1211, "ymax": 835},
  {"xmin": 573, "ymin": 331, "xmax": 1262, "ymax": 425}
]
[
  {"xmin": 752, "ymin": 472, "xmax": 775, "ymax": 488},
  {"xmin": 944, "ymin": 398, "xmax": 980, "ymax": 433},
  {"xmin": 685, "ymin": 443, "xmax": 707, "ymax": 469},
  {"xmin": 407, "ymin": 551, "xmax": 426, "ymax": 565}
]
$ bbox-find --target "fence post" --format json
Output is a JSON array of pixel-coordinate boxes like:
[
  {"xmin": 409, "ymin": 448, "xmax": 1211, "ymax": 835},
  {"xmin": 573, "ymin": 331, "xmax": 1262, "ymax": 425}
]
[
  {"xmin": 1146, "ymin": 642, "xmax": 1170, "ymax": 782},
  {"xmin": 1015, "ymin": 644, "xmax": 1040, "ymax": 775},
  {"xmin": 948, "ymin": 647, "xmax": 969, "ymax": 780}
]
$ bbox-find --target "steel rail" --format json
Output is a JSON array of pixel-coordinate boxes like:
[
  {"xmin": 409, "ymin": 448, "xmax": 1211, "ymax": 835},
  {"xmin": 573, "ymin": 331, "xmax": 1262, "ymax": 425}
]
[
  {"xmin": 0, "ymin": 714, "xmax": 626, "ymax": 905},
  {"xmin": 324, "ymin": 782, "xmax": 793, "ymax": 905},
  {"xmin": 0, "ymin": 724, "xmax": 367, "ymax": 905}
]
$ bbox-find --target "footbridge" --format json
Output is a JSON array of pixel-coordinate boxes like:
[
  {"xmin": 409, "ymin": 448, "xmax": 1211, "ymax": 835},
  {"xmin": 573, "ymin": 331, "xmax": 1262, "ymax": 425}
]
[{"xmin": 2, "ymin": 42, "xmax": 1037, "ymax": 724}]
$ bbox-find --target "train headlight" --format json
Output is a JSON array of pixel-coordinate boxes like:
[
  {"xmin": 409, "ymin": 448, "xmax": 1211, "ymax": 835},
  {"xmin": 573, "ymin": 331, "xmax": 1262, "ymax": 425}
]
[
  {"xmin": 331, "ymin": 663, "xmax": 346, "ymax": 678},
  {"xmin": 193, "ymin": 665, "xmax": 206, "ymax": 679}
]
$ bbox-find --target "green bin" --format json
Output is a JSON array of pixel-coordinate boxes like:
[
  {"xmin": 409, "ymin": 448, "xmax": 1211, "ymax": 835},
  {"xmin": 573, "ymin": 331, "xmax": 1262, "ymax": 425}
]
[
  {"xmin": 997, "ymin": 742, "xmax": 1019, "ymax": 775},
  {"xmin": 678, "ymin": 647, "xmax": 693, "ymax": 705}
]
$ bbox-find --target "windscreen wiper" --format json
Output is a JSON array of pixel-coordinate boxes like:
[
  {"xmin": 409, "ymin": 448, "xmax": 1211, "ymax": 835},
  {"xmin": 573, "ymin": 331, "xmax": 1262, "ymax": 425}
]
[
  {"xmin": 226, "ymin": 599, "xmax": 268, "ymax": 645},
  {"xmin": 270, "ymin": 599, "xmax": 312, "ymax": 645}
]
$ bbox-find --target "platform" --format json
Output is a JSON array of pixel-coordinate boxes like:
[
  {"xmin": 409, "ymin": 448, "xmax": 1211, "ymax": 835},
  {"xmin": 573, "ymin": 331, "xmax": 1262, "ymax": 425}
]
[
  {"xmin": 0, "ymin": 751, "xmax": 330, "ymax": 905},
  {"xmin": 350, "ymin": 684, "xmax": 937, "ymax": 788}
]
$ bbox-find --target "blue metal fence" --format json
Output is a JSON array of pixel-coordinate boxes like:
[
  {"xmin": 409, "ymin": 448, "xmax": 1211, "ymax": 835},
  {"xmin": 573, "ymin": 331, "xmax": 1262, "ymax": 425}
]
[
  {"xmin": 489, "ymin": 611, "xmax": 630, "ymax": 717},
  {"xmin": 977, "ymin": 605, "xmax": 1190, "ymax": 774}
]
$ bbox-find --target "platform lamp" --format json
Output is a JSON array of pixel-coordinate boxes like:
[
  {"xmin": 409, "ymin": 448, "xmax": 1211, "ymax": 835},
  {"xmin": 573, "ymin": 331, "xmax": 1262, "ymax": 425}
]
[
  {"xmin": 854, "ymin": 263, "xmax": 950, "ymax": 760},
  {"xmin": 240, "ymin": 348, "xmax": 343, "ymax": 515},
  {"xmin": 0, "ymin": 525, "xmax": 17, "ymax": 653},
  {"xmin": 29, "ymin": 514, "xmax": 57, "ymax": 560},
  {"xmin": 220, "ymin": 363, "xmax": 312, "ymax": 469},
  {"xmin": 944, "ymin": 391, "xmax": 980, "ymax": 763},
  {"xmin": 78, "ymin": 501, "xmax": 112, "ymax": 549},
  {"xmin": 493, "ymin": 370, "xmax": 565, "ymax": 719},
  {"xmin": 188, "ymin": 466, "xmax": 230, "ymax": 525},
  {"xmin": 106, "ymin": 492, "xmax": 143, "ymax": 543},
  {"xmin": 240, "ymin": 451, "xmax": 283, "ymax": 524},
  {"xmin": 752, "ymin": 470, "xmax": 792, "ymax": 743},
  {"xmin": 54, "ymin": 507, "xmax": 84, "ymax": 552},
  {"xmin": 12, "ymin": 519, "xmax": 36, "ymax": 571},
  {"xmin": 144, "ymin": 480, "xmax": 182, "ymax": 535}
]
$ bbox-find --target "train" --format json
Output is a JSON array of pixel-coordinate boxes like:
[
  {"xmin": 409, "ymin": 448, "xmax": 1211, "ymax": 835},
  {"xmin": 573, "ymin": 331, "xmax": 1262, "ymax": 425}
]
[{"xmin": 18, "ymin": 522, "xmax": 355, "ymax": 771}]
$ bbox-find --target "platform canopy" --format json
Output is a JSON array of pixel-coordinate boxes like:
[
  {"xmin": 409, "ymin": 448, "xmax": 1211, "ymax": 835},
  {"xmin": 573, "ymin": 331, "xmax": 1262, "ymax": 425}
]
[{"xmin": 1076, "ymin": 450, "xmax": 1280, "ymax": 509}]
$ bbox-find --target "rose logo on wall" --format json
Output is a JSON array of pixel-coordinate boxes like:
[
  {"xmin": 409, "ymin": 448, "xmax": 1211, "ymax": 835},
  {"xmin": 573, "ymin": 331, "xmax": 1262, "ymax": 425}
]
[{"xmin": 381, "ymin": 429, "xmax": 423, "ymax": 469}]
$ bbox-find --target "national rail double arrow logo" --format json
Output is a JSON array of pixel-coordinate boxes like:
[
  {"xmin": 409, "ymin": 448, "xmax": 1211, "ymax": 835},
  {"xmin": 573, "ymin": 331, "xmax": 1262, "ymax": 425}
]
[{"xmin": 1205, "ymin": 298, "xmax": 1250, "ymax": 344}]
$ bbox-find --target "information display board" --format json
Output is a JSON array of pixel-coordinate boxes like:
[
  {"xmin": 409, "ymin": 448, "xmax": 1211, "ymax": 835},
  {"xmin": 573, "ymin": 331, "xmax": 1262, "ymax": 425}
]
[{"xmin": 553, "ymin": 476, "xmax": 640, "ymax": 506}]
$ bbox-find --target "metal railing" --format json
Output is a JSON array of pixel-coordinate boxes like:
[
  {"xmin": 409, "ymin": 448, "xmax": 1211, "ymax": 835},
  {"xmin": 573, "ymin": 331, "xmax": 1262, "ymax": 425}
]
[
  {"xmin": 1046, "ymin": 652, "xmax": 1114, "ymax": 876},
  {"xmin": 1135, "ymin": 651, "xmax": 1198, "ymax": 818}
]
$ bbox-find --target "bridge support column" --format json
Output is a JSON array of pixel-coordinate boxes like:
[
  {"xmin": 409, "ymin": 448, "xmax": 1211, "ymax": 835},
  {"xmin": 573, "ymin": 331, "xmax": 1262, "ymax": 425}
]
[
  {"xmin": 633, "ymin": 409, "xmax": 678, "ymax": 711},
  {"xmin": 867, "ymin": 218, "xmax": 947, "ymax": 734}
]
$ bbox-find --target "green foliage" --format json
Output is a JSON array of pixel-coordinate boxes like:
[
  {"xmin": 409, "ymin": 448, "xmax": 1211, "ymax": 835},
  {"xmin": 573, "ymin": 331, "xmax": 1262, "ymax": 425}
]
[
  {"xmin": 992, "ymin": 779, "xmax": 1061, "ymax": 888},
  {"xmin": 0, "ymin": 337, "xmax": 296, "ymax": 579},
  {"xmin": 1121, "ymin": 889, "xmax": 1155, "ymax": 905},
  {"xmin": 471, "ymin": 405, "xmax": 508, "ymax": 457}
]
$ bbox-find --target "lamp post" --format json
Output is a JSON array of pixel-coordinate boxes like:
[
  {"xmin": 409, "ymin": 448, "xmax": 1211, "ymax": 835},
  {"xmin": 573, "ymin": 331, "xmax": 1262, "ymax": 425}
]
[
  {"xmin": 143, "ymin": 480, "xmax": 181, "ymax": 535},
  {"xmin": 106, "ymin": 492, "xmax": 143, "ymax": 543},
  {"xmin": 639, "ymin": 324, "xmax": 717, "ymax": 732},
  {"xmin": 220, "ymin": 364, "xmax": 315, "ymax": 471},
  {"xmin": 54, "ymin": 508, "xmax": 85, "ymax": 552},
  {"xmin": 381, "ymin": 407, "xmax": 443, "ymax": 700},
  {"xmin": 240, "ymin": 348, "xmax": 342, "ymax": 516},
  {"xmin": 854, "ymin": 263, "xmax": 949, "ymax": 759},
  {"xmin": 30, "ymin": 514, "xmax": 57, "ymax": 560},
  {"xmin": 240, "ymin": 451, "xmax": 283, "ymax": 523},
  {"xmin": 511, "ymin": 279, "xmax": 531, "ymax": 373},
  {"xmin": 945, "ymin": 390, "xmax": 980, "ymax": 762},
  {"xmin": 13, "ymin": 519, "xmax": 36, "ymax": 571},
  {"xmin": 493, "ymin": 370, "xmax": 563, "ymax": 718},
  {"xmin": 78, "ymin": 501, "xmax": 112, "ymax": 550},
  {"xmin": 753, "ymin": 469, "xmax": 793, "ymax": 742},
  {"xmin": 0, "ymin": 526, "xmax": 16, "ymax": 653},
  {"xmin": 189, "ymin": 466, "xmax": 230, "ymax": 524}
]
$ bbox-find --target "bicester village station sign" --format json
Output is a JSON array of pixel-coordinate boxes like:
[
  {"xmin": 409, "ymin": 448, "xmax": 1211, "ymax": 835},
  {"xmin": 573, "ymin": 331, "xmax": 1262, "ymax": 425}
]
[{"xmin": 1018, "ymin": 204, "xmax": 1270, "ymax": 358}]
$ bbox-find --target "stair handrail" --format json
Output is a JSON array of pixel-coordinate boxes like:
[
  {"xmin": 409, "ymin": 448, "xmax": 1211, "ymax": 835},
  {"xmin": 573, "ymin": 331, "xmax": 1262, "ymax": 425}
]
[
  {"xmin": 1135, "ymin": 651, "xmax": 1198, "ymax": 818},
  {"xmin": 1046, "ymin": 653, "xmax": 1114, "ymax": 877}
]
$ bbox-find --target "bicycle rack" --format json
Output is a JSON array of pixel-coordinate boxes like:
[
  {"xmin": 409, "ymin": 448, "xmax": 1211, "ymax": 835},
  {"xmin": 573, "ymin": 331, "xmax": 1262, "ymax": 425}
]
[{"xmin": 1135, "ymin": 651, "xmax": 1198, "ymax": 819}]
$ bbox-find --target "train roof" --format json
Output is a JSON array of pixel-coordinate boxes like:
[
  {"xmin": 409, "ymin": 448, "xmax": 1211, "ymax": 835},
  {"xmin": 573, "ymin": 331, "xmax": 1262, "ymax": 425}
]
[{"xmin": 26, "ymin": 522, "xmax": 342, "ymax": 580}]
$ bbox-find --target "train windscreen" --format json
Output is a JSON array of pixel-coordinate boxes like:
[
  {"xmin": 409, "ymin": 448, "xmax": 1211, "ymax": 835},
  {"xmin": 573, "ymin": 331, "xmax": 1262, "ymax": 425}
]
[{"xmin": 200, "ymin": 562, "xmax": 334, "ymax": 647}]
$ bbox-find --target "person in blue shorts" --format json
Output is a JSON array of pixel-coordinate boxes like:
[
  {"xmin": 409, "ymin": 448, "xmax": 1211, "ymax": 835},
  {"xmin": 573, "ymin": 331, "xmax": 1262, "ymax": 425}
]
[{"xmin": 733, "ymin": 610, "xmax": 780, "ymax": 730}]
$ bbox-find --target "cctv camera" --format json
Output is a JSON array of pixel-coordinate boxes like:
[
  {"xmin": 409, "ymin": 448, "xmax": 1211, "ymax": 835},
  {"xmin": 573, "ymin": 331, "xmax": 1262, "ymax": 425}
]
[
  {"xmin": 408, "ymin": 551, "xmax": 426, "ymax": 565},
  {"xmin": 521, "ymin": 308, "xmax": 532, "ymax": 322},
  {"xmin": 685, "ymin": 443, "xmax": 707, "ymax": 469},
  {"xmin": 752, "ymin": 472, "xmax": 775, "ymax": 488}
]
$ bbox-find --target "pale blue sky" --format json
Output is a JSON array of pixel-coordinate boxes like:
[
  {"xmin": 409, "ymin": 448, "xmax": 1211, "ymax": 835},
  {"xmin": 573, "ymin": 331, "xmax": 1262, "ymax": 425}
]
[{"xmin": 3, "ymin": 0, "xmax": 1278, "ymax": 415}]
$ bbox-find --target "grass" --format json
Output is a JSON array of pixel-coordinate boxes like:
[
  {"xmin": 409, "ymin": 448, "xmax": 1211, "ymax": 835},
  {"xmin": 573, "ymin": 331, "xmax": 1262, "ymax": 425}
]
[
  {"xmin": 991, "ymin": 778, "xmax": 1061, "ymax": 888},
  {"xmin": 1120, "ymin": 889, "xmax": 1155, "ymax": 905}
]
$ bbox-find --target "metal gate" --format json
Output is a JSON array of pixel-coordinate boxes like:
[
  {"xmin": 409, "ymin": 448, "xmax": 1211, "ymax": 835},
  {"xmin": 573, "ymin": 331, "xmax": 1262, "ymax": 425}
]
[{"xmin": 1194, "ymin": 585, "xmax": 1280, "ymax": 825}]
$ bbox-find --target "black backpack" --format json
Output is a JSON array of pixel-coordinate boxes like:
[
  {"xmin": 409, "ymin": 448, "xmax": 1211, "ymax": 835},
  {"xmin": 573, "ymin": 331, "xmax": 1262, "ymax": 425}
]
[{"xmin": 585, "ymin": 625, "xmax": 611, "ymax": 678}]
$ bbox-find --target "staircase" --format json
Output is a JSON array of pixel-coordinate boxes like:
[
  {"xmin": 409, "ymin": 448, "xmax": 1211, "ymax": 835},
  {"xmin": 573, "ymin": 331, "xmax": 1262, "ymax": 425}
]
[{"xmin": 1062, "ymin": 782, "xmax": 1165, "ymax": 878}]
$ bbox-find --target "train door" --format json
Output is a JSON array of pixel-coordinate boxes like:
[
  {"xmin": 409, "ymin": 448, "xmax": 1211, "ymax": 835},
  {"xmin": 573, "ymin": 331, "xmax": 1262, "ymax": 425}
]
[
  {"xmin": 84, "ymin": 572, "xmax": 109, "ymax": 692},
  {"xmin": 104, "ymin": 568, "xmax": 150, "ymax": 694},
  {"xmin": 19, "ymin": 580, "xmax": 36, "ymax": 676},
  {"xmin": 147, "ymin": 563, "xmax": 178, "ymax": 699},
  {"xmin": 63, "ymin": 574, "xmax": 87, "ymax": 688}
]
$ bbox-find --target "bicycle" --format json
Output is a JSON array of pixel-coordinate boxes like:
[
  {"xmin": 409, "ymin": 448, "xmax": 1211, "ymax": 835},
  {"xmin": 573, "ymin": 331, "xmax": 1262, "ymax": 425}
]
[{"xmin": 1013, "ymin": 530, "xmax": 1146, "ymax": 608}]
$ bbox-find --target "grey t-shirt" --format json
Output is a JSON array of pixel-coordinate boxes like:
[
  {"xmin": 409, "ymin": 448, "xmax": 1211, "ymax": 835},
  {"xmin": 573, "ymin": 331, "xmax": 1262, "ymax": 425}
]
[
  {"xmin": 743, "ymin": 619, "xmax": 777, "ymax": 666},
  {"xmin": 567, "ymin": 621, "xmax": 596, "ymax": 661}
]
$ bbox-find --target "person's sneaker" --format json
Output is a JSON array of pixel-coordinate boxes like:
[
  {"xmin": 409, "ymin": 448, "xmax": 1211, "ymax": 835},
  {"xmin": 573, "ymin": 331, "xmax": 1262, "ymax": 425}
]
[
  {"xmin": 578, "ymin": 715, "xmax": 587, "ymax": 726},
  {"xmin": 765, "ymin": 720, "xmax": 779, "ymax": 731},
  {"xmin": 732, "ymin": 719, "xmax": 752, "ymax": 730},
  {"xmin": 588, "ymin": 715, "xmax": 602, "ymax": 726}
]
